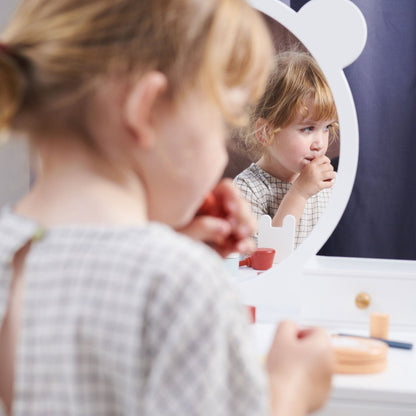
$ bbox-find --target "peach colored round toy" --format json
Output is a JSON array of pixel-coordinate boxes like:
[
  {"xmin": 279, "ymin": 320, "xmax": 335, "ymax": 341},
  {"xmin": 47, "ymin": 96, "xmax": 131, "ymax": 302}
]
[
  {"xmin": 239, "ymin": 248, "xmax": 276, "ymax": 270},
  {"xmin": 331, "ymin": 335, "xmax": 388, "ymax": 374}
]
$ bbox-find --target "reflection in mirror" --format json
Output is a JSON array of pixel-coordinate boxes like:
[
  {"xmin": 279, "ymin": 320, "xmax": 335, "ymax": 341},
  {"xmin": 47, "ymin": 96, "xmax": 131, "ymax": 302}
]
[
  {"xmin": 236, "ymin": 0, "xmax": 366, "ymax": 309},
  {"xmin": 224, "ymin": 13, "xmax": 339, "ymax": 253}
]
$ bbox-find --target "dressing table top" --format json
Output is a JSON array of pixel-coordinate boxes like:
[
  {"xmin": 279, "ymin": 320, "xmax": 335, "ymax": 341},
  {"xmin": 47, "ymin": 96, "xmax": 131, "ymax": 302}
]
[
  {"xmin": 233, "ymin": 255, "xmax": 416, "ymax": 412},
  {"xmin": 252, "ymin": 323, "xmax": 416, "ymax": 410}
]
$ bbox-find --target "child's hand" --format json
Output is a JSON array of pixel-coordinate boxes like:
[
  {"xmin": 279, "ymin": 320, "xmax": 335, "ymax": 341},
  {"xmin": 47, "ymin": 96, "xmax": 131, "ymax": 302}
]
[
  {"xmin": 292, "ymin": 155, "xmax": 335, "ymax": 199},
  {"xmin": 177, "ymin": 179, "xmax": 256, "ymax": 258},
  {"xmin": 266, "ymin": 321, "xmax": 335, "ymax": 416}
]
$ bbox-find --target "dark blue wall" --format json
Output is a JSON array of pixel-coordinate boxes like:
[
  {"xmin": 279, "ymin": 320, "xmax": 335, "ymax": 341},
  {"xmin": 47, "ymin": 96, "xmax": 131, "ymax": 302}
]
[{"xmin": 291, "ymin": 0, "xmax": 416, "ymax": 259}]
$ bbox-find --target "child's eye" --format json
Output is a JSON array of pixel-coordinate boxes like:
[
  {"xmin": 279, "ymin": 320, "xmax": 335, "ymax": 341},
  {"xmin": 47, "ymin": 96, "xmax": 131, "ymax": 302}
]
[
  {"xmin": 301, "ymin": 126, "xmax": 313, "ymax": 133},
  {"xmin": 324, "ymin": 124, "xmax": 332, "ymax": 131}
]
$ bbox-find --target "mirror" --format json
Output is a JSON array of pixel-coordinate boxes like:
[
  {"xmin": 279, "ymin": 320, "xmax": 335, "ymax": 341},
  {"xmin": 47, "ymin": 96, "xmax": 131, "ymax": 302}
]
[
  {"xmin": 235, "ymin": 0, "xmax": 367, "ymax": 308},
  {"xmin": 225, "ymin": 9, "xmax": 341, "ymax": 253}
]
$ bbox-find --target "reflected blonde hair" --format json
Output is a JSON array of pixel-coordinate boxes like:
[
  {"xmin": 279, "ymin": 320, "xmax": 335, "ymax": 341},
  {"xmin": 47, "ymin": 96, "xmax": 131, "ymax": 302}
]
[
  {"xmin": 245, "ymin": 51, "xmax": 338, "ymax": 158},
  {"xmin": 0, "ymin": 0, "xmax": 273, "ymax": 141}
]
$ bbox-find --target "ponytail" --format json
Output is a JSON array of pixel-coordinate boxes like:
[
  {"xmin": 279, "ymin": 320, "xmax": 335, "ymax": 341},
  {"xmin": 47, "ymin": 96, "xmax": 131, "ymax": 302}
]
[{"xmin": 0, "ymin": 43, "xmax": 29, "ymax": 132}]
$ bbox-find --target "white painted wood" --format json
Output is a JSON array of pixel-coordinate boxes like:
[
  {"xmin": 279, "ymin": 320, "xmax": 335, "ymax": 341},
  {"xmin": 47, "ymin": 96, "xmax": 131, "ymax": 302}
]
[
  {"xmin": 257, "ymin": 214, "xmax": 295, "ymax": 263},
  {"xmin": 301, "ymin": 256, "xmax": 416, "ymax": 332}
]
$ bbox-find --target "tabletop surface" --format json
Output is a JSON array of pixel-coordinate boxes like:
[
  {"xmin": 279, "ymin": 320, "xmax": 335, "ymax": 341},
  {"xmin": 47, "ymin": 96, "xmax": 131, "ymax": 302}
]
[
  {"xmin": 231, "ymin": 259, "xmax": 416, "ymax": 405},
  {"xmin": 252, "ymin": 323, "xmax": 416, "ymax": 404}
]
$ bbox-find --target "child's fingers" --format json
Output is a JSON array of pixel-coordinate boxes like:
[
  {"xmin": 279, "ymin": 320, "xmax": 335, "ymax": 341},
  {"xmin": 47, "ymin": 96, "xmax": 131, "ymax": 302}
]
[
  {"xmin": 214, "ymin": 179, "xmax": 256, "ymax": 237},
  {"xmin": 213, "ymin": 179, "xmax": 239, "ymax": 213},
  {"xmin": 234, "ymin": 236, "xmax": 255, "ymax": 255},
  {"xmin": 178, "ymin": 216, "xmax": 231, "ymax": 243},
  {"xmin": 270, "ymin": 320, "xmax": 299, "ymax": 346},
  {"xmin": 320, "ymin": 179, "xmax": 334, "ymax": 189},
  {"xmin": 310, "ymin": 155, "xmax": 331, "ymax": 166},
  {"xmin": 228, "ymin": 193, "xmax": 257, "ymax": 236},
  {"xmin": 321, "ymin": 170, "xmax": 336, "ymax": 180},
  {"xmin": 193, "ymin": 179, "xmax": 256, "ymax": 256},
  {"xmin": 297, "ymin": 326, "xmax": 331, "ymax": 345},
  {"xmin": 297, "ymin": 327, "xmax": 314, "ymax": 339}
]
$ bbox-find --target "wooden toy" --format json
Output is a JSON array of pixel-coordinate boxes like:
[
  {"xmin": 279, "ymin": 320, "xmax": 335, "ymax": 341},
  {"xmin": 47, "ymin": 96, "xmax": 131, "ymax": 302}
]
[{"xmin": 257, "ymin": 215, "xmax": 295, "ymax": 264}]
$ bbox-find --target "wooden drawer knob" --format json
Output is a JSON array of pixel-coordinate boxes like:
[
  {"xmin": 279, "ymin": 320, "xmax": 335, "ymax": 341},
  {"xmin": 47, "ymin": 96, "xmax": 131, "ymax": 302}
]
[{"xmin": 355, "ymin": 292, "xmax": 371, "ymax": 309}]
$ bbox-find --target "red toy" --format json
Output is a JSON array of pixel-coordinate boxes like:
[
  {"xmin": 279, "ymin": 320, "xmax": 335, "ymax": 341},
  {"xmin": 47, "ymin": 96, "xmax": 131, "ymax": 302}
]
[
  {"xmin": 196, "ymin": 191, "xmax": 225, "ymax": 218},
  {"xmin": 246, "ymin": 305, "xmax": 256, "ymax": 324},
  {"xmin": 239, "ymin": 248, "xmax": 275, "ymax": 270},
  {"xmin": 196, "ymin": 191, "xmax": 238, "ymax": 249}
]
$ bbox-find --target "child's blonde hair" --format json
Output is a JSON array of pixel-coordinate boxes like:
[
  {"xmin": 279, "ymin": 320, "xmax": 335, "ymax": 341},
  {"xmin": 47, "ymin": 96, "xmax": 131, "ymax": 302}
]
[
  {"xmin": 0, "ymin": 0, "xmax": 273, "ymax": 142},
  {"xmin": 245, "ymin": 50, "xmax": 338, "ymax": 158}
]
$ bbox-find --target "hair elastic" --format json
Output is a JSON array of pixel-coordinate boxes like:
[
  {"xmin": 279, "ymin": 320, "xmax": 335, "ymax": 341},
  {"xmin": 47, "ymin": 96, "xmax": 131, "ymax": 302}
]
[
  {"xmin": 0, "ymin": 41, "xmax": 10, "ymax": 55},
  {"xmin": 0, "ymin": 41, "xmax": 31, "ymax": 74}
]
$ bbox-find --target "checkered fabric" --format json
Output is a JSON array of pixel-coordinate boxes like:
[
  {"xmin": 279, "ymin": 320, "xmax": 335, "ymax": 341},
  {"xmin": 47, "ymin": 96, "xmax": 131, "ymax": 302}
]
[
  {"xmin": 234, "ymin": 163, "xmax": 332, "ymax": 248},
  {"xmin": 0, "ymin": 208, "xmax": 268, "ymax": 416}
]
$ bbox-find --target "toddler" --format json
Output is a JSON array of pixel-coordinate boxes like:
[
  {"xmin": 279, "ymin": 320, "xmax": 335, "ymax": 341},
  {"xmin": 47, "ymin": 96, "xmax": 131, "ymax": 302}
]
[
  {"xmin": 235, "ymin": 51, "xmax": 338, "ymax": 248},
  {"xmin": 0, "ymin": 2, "xmax": 333, "ymax": 415}
]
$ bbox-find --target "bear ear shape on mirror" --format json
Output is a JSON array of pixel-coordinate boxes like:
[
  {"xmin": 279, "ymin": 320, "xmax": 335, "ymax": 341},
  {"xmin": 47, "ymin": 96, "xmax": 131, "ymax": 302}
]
[
  {"xmin": 295, "ymin": 0, "xmax": 367, "ymax": 69},
  {"xmin": 250, "ymin": 0, "xmax": 367, "ymax": 71}
]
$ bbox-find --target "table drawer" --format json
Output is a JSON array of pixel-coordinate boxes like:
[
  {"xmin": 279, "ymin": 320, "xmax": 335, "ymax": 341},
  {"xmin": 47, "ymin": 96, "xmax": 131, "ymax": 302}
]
[{"xmin": 301, "ymin": 256, "xmax": 416, "ymax": 330}]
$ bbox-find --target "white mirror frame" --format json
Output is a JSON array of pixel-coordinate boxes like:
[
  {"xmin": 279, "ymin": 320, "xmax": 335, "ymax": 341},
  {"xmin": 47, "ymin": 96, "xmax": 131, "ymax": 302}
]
[{"xmin": 237, "ymin": 0, "xmax": 367, "ymax": 310}]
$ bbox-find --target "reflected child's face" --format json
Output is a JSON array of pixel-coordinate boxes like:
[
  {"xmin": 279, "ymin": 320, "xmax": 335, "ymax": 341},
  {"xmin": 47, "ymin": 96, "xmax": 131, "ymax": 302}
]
[{"xmin": 264, "ymin": 113, "xmax": 335, "ymax": 181}]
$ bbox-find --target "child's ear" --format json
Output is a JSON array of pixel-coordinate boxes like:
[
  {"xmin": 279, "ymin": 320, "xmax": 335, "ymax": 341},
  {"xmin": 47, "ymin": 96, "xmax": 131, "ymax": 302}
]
[
  {"xmin": 255, "ymin": 118, "xmax": 271, "ymax": 145},
  {"xmin": 123, "ymin": 71, "xmax": 167, "ymax": 148}
]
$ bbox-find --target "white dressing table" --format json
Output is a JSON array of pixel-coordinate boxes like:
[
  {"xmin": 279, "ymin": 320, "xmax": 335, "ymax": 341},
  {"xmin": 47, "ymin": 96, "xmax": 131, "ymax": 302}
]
[
  {"xmin": 252, "ymin": 324, "xmax": 416, "ymax": 416},
  {"xmin": 233, "ymin": 255, "xmax": 416, "ymax": 415},
  {"xmin": 304, "ymin": 256, "xmax": 416, "ymax": 415}
]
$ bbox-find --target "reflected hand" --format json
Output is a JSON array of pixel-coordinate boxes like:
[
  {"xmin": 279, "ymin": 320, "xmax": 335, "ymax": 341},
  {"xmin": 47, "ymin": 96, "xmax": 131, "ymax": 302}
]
[
  {"xmin": 177, "ymin": 179, "xmax": 256, "ymax": 257},
  {"xmin": 293, "ymin": 155, "xmax": 335, "ymax": 199}
]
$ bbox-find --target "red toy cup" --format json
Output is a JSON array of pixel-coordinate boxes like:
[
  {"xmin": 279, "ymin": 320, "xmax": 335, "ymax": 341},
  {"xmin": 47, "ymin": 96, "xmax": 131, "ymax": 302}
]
[{"xmin": 239, "ymin": 248, "xmax": 275, "ymax": 270}]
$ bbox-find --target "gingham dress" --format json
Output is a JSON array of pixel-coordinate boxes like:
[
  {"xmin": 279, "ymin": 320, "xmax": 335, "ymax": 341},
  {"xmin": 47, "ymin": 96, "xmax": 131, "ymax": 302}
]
[
  {"xmin": 234, "ymin": 163, "xmax": 332, "ymax": 248},
  {"xmin": 0, "ymin": 208, "xmax": 267, "ymax": 416}
]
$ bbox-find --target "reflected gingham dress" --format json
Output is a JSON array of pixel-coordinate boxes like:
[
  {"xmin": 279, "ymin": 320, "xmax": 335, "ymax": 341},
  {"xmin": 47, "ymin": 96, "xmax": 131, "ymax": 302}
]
[
  {"xmin": 234, "ymin": 163, "xmax": 332, "ymax": 248},
  {"xmin": 0, "ymin": 208, "xmax": 267, "ymax": 416}
]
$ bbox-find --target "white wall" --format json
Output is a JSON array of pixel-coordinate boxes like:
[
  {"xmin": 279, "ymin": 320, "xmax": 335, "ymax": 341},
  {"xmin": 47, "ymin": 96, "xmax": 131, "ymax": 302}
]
[
  {"xmin": 0, "ymin": 0, "xmax": 31, "ymax": 207},
  {"xmin": 0, "ymin": 0, "xmax": 18, "ymax": 28}
]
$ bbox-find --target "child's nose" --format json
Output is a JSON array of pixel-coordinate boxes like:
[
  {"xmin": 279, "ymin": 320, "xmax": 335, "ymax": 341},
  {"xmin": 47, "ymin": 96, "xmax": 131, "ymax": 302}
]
[{"xmin": 311, "ymin": 132, "xmax": 324, "ymax": 150}]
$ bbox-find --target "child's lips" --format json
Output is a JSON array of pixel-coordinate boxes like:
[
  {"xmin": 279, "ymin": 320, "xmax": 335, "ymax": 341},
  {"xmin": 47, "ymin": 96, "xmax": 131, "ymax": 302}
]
[{"xmin": 305, "ymin": 153, "xmax": 322, "ymax": 162}]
